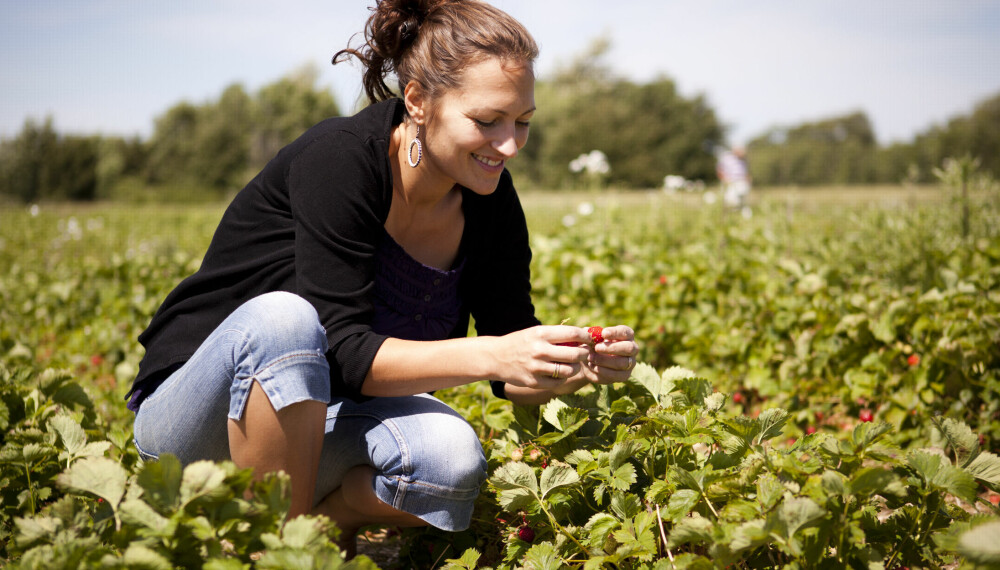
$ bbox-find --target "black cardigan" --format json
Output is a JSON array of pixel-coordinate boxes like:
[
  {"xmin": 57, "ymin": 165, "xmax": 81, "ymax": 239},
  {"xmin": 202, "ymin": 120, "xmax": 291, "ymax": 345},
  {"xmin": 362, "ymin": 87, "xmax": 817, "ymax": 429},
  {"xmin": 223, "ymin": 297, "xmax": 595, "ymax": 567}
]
[{"xmin": 129, "ymin": 99, "xmax": 539, "ymax": 402}]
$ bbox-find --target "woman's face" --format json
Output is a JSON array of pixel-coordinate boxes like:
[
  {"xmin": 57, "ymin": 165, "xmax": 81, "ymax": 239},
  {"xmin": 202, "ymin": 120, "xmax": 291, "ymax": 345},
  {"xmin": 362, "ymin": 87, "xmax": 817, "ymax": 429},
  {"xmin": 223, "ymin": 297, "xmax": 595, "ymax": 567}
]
[{"xmin": 416, "ymin": 57, "xmax": 536, "ymax": 195}]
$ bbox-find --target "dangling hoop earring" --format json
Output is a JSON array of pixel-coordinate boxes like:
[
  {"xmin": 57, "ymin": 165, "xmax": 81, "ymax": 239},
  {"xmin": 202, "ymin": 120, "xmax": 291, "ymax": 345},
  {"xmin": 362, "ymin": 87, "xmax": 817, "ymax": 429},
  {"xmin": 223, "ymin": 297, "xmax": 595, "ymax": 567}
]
[{"xmin": 407, "ymin": 125, "xmax": 422, "ymax": 168}]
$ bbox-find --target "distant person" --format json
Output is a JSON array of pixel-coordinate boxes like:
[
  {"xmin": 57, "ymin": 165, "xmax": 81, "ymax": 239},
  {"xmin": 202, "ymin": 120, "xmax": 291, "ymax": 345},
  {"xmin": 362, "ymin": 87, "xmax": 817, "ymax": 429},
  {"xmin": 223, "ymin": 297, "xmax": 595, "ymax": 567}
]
[
  {"xmin": 124, "ymin": 0, "xmax": 638, "ymax": 555},
  {"xmin": 717, "ymin": 146, "xmax": 752, "ymax": 209}
]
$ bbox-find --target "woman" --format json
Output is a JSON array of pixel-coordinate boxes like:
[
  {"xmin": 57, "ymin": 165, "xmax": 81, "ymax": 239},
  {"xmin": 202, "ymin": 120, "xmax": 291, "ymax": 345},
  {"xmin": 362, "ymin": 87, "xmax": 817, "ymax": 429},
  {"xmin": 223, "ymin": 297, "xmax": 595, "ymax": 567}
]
[{"xmin": 126, "ymin": 0, "xmax": 638, "ymax": 548}]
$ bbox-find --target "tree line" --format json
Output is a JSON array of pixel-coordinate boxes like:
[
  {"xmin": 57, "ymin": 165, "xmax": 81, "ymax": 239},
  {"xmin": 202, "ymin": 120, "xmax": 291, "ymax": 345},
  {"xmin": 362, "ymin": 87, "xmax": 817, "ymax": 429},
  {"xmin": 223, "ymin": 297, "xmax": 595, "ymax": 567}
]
[
  {"xmin": 2, "ymin": 51, "xmax": 998, "ymax": 202},
  {"xmin": 746, "ymin": 93, "xmax": 1000, "ymax": 186},
  {"xmin": 0, "ymin": 65, "xmax": 339, "ymax": 203}
]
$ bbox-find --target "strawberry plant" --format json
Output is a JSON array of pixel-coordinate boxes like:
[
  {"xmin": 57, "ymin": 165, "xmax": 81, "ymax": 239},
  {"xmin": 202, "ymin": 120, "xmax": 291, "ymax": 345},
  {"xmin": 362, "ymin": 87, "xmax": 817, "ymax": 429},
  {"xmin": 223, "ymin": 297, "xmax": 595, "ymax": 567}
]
[{"xmin": 3, "ymin": 185, "xmax": 1000, "ymax": 567}]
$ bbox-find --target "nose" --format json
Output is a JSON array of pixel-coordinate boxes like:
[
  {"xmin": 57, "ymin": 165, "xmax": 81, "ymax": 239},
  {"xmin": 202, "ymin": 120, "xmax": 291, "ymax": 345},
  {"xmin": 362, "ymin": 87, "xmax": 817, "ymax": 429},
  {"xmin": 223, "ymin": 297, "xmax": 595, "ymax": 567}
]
[{"xmin": 491, "ymin": 127, "xmax": 520, "ymax": 158}]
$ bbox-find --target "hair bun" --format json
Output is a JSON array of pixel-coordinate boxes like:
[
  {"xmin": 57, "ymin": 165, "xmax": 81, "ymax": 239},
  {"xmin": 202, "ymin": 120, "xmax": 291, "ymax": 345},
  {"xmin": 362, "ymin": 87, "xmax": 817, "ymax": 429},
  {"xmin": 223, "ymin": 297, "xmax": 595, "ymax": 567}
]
[
  {"xmin": 335, "ymin": 0, "xmax": 537, "ymax": 105},
  {"xmin": 399, "ymin": 19, "xmax": 418, "ymax": 45}
]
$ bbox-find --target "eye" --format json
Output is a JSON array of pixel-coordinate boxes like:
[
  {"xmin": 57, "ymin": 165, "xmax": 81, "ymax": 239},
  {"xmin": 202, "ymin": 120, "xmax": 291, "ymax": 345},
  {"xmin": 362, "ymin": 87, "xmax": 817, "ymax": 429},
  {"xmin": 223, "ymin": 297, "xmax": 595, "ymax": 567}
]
[
  {"xmin": 516, "ymin": 120, "xmax": 531, "ymax": 128},
  {"xmin": 474, "ymin": 118, "xmax": 497, "ymax": 128}
]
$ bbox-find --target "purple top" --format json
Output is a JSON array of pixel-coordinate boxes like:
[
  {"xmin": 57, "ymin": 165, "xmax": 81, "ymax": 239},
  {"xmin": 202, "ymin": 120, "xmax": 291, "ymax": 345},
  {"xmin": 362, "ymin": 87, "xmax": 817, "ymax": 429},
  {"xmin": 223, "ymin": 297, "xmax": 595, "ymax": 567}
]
[
  {"xmin": 371, "ymin": 228, "xmax": 464, "ymax": 340},
  {"xmin": 127, "ymin": 228, "xmax": 464, "ymax": 412}
]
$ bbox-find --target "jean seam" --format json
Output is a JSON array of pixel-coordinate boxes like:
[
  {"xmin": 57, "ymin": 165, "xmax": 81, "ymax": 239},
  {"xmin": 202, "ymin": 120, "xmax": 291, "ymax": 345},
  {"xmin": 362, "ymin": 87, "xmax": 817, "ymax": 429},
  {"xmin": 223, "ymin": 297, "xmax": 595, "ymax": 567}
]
[{"xmin": 133, "ymin": 437, "xmax": 159, "ymax": 462}]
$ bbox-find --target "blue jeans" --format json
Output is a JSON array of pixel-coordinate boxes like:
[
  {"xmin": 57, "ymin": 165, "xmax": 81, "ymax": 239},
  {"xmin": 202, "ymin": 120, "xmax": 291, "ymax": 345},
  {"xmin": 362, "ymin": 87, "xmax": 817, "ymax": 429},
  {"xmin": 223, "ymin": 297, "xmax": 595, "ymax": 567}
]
[{"xmin": 133, "ymin": 291, "xmax": 487, "ymax": 531}]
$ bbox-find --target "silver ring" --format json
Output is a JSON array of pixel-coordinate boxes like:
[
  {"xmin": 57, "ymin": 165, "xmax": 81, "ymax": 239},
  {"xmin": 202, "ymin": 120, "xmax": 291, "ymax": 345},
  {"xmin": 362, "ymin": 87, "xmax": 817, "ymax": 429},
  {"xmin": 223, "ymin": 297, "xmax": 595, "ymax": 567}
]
[
  {"xmin": 627, "ymin": 356, "xmax": 635, "ymax": 369},
  {"xmin": 551, "ymin": 363, "xmax": 561, "ymax": 379}
]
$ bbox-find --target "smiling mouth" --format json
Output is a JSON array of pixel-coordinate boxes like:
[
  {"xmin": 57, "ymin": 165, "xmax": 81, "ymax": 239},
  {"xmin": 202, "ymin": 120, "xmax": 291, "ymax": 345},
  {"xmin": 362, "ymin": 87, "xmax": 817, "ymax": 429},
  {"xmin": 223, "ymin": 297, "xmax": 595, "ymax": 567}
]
[{"xmin": 473, "ymin": 153, "xmax": 504, "ymax": 167}]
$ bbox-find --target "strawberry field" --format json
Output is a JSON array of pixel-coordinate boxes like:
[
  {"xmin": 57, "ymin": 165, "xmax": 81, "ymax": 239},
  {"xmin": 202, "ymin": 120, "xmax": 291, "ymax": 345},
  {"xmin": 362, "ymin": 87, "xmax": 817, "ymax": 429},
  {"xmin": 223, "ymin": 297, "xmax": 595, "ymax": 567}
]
[{"xmin": 2, "ymin": 185, "xmax": 1000, "ymax": 569}]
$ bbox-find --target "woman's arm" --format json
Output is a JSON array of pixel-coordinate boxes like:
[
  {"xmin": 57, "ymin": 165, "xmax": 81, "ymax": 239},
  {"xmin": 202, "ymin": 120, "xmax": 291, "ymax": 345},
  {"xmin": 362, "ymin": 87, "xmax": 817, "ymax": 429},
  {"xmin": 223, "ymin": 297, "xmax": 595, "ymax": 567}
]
[{"xmin": 361, "ymin": 325, "xmax": 592, "ymax": 397}]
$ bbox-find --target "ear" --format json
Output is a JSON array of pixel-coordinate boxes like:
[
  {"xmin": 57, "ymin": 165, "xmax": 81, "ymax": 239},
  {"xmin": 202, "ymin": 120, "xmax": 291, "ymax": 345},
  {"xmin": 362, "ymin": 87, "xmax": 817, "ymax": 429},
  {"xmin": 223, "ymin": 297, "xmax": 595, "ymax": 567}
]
[{"xmin": 402, "ymin": 81, "xmax": 427, "ymax": 125}]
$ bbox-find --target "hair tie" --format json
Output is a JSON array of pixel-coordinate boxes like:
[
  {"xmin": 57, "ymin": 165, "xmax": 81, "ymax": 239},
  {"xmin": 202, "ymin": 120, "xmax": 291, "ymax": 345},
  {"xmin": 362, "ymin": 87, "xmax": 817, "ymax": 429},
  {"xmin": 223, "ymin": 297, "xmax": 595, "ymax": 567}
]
[{"xmin": 400, "ymin": 19, "xmax": 417, "ymax": 43}]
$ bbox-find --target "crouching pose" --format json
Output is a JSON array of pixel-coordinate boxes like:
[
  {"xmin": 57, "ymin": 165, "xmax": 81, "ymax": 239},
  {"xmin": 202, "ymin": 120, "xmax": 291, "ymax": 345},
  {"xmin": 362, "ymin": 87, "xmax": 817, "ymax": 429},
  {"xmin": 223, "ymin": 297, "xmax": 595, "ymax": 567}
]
[{"xmin": 126, "ymin": 0, "xmax": 638, "ymax": 552}]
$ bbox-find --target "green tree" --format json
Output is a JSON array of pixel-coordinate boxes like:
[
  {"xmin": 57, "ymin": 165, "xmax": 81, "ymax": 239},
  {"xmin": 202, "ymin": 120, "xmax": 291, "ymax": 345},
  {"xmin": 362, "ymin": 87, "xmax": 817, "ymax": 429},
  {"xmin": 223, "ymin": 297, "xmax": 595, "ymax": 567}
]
[
  {"xmin": 251, "ymin": 63, "xmax": 340, "ymax": 169},
  {"xmin": 512, "ymin": 38, "xmax": 724, "ymax": 189},
  {"xmin": 0, "ymin": 117, "xmax": 58, "ymax": 201},
  {"xmin": 144, "ymin": 102, "xmax": 200, "ymax": 186},
  {"xmin": 747, "ymin": 111, "xmax": 878, "ymax": 185},
  {"xmin": 0, "ymin": 117, "xmax": 103, "ymax": 201},
  {"xmin": 143, "ymin": 64, "xmax": 340, "ymax": 194}
]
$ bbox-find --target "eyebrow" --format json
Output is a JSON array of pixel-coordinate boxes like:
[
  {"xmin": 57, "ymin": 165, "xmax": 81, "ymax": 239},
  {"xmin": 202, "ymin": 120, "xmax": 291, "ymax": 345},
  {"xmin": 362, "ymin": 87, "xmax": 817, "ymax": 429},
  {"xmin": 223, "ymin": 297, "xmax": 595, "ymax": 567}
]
[{"xmin": 478, "ymin": 106, "xmax": 536, "ymax": 117}]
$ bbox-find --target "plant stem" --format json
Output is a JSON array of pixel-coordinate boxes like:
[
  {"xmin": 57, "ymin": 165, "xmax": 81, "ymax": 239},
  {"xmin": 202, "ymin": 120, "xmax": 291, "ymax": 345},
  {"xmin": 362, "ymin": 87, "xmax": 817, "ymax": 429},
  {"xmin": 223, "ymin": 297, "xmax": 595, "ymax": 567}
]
[
  {"xmin": 23, "ymin": 461, "xmax": 36, "ymax": 515},
  {"xmin": 535, "ymin": 492, "xmax": 591, "ymax": 558},
  {"xmin": 886, "ymin": 500, "xmax": 926, "ymax": 568}
]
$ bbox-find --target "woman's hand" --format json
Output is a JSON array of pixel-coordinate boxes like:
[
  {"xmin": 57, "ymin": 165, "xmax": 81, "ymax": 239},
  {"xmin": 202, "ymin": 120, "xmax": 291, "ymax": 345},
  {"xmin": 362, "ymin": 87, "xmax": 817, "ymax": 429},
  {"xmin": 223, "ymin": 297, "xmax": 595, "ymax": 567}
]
[
  {"xmin": 581, "ymin": 325, "xmax": 638, "ymax": 385},
  {"xmin": 491, "ymin": 325, "xmax": 591, "ymax": 390},
  {"xmin": 501, "ymin": 325, "xmax": 638, "ymax": 405}
]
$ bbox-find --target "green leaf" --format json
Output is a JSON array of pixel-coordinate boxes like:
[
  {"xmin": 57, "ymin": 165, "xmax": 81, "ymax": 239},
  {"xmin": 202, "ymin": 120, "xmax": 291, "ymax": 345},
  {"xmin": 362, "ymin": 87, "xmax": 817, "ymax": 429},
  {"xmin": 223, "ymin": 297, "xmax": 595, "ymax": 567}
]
[
  {"xmin": 667, "ymin": 514, "xmax": 714, "ymax": 548},
  {"xmin": 48, "ymin": 414, "xmax": 86, "ymax": 455},
  {"xmin": 703, "ymin": 392, "xmax": 725, "ymax": 412},
  {"xmin": 119, "ymin": 499, "xmax": 172, "ymax": 535},
  {"xmin": 851, "ymin": 420, "xmax": 893, "ymax": 452},
  {"xmin": 848, "ymin": 467, "xmax": 896, "ymax": 497},
  {"xmin": 57, "ymin": 456, "xmax": 128, "ymax": 508},
  {"xmin": 756, "ymin": 474, "xmax": 783, "ymax": 510},
  {"xmin": 664, "ymin": 489, "xmax": 700, "ymax": 522},
  {"xmin": 932, "ymin": 417, "xmax": 980, "ymax": 467},
  {"xmin": 630, "ymin": 362, "xmax": 662, "ymax": 400},
  {"xmin": 965, "ymin": 451, "xmax": 1000, "ymax": 486},
  {"xmin": 821, "ymin": 470, "xmax": 847, "ymax": 497},
  {"xmin": 609, "ymin": 463, "xmax": 637, "ymax": 491},
  {"xmin": 279, "ymin": 515, "xmax": 332, "ymax": 549},
  {"xmin": 755, "ymin": 408, "xmax": 788, "ymax": 444},
  {"xmin": 492, "ymin": 461, "xmax": 538, "ymax": 511},
  {"xmin": 179, "ymin": 460, "xmax": 228, "ymax": 506},
  {"xmin": 775, "ymin": 496, "xmax": 826, "ymax": 537},
  {"xmin": 13, "ymin": 515, "xmax": 60, "ymax": 549},
  {"xmin": 121, "ymin": 543, "xmax": 173, "ymax": 570},
  {"xmin": 676, "ymin": 377, "xmax": 713, "ymax": 406},
  {"xmin": 541, "ymin": 398, "xmax": 568, "ymax": 430},
  {"xmin": 584, "ymin": 512, "xmax": 620, "ymax": 547},
  {"xmin": 492, "ymin": 460, "xmax": 539, "ymax": 494},
  {"xmin": 540, "ymin": 462, "xmax": 579, "ymax": 498},
  {"xmin": 443, "ymin": 547, "xmax": 481, "ymax": 570},
  {"xmin": 137, "ymin": 453, "xmax": 183, "ymax": 510},
  {"xmin": 22, "ymin": 443, "xmax": 51, "ymax": 463},
  {"xmin": 521, "ymin": 541, "xmax": 562, "ymax": 570},
  {"xmin": 907, "ymin": 451, "xmax": 977, "ymax": 502},
  {"xmin": 610, "ymin": 492, "xmax": 643, "ymax": 520},
  {"xmin": 956, "ymin": 520, "xmax": 1000, "ymax": 564},
  {"xmin": 203, "ymin": 559, "xmax": 250, "ymax": 570},
  {"xmin": 729, "ymin": 519, "xmax": 768, "ymax": 552}
]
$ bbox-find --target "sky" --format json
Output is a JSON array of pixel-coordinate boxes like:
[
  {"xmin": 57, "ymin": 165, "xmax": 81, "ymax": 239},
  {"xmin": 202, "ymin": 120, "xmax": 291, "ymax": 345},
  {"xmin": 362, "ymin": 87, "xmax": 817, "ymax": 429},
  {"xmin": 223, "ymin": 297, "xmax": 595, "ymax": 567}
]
[{"xmin": 2, "ymin": 1, "xmax": 999, "ymax": 146}]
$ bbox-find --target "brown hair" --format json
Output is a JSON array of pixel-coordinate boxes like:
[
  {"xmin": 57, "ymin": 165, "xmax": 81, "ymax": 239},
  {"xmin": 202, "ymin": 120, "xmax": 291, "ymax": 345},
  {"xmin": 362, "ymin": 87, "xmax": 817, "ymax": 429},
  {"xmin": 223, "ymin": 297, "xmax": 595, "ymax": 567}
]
[{"xmin": 334, "ymin": 0, "xmax": 539, "ymax": 104}]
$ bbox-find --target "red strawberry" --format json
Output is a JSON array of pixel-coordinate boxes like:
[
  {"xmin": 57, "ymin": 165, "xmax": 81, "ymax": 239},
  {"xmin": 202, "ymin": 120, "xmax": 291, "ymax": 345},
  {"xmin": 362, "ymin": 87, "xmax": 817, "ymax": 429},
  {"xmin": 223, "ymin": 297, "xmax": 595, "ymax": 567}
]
[
  {"xmin": 517, "ymin": 525, "xmax": 535, "ymax": 543},
  {"xmin": 907, "ymin": 354, "xmax": 921, "ymax": 367},
  {"xmin": 806, "ymin": 426, "xmax": 817, "ymax": 435},
  {"xmin": 659, "ymin": 275, "xmax": 668, "ymax": 285},
  {"xmin": 588, "ymin": 326, "xmax": 604, "ymax": 343},
  {"xmin": 859, "ymin": 409, "xmax": 874, "ymax": 423},
  {"xmin": 732, "ymin": 392, "xmax": 744, "ymax": 404}
]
